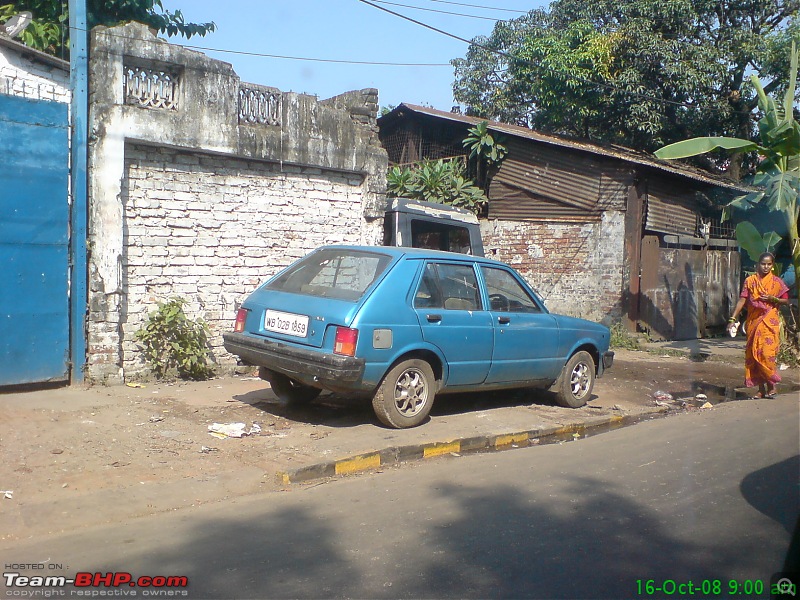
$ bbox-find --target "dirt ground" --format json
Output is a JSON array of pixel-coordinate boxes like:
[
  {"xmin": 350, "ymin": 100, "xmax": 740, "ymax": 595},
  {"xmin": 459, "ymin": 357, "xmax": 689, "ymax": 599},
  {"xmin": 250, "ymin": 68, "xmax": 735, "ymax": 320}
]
[{"xmin": 1, "ymin": 349, "xmax": 797, "ymax": 541}]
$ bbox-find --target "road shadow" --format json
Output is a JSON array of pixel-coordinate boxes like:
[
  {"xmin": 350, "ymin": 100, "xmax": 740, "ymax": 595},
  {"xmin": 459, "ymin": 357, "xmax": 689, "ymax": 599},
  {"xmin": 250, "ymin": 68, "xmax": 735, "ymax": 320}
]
[
  {"xmin": 74, "ymin": 471, "xmax": 791, "ymax": 599},
  {"xmin": 740, "ymin": 455, "xmax": 800, "ymax": 534},
  {"xmin": 231, "ymin": 385, "xmax": 593, "ymax": 428}
]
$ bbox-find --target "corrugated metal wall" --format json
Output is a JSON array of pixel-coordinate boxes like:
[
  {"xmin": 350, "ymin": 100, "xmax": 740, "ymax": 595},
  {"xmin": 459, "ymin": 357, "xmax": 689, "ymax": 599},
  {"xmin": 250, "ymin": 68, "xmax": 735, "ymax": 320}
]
[
  {"xmin": 645, "ymin": 179, "xmax": 700, "ymax": 236},
  {"xmin": 489, "ymin": 138, "xmax": 631, "ymax": 220}
]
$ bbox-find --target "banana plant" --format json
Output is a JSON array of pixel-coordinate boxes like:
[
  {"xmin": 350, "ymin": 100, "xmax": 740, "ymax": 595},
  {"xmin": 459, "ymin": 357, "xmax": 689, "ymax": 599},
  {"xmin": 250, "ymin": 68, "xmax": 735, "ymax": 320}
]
[
  {"xmin": 735, "ymin": 221, "xmax": 782, "ymax": 264},
  {"xmin": 655, "ymin": 43, "xmax": 800, "ymax": 322}
]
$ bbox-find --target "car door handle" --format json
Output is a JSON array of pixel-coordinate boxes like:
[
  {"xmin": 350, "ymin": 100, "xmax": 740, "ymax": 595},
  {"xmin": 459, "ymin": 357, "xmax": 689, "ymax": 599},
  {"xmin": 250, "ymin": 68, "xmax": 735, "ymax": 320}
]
[
  {"xmin": 498, "ymin": 316, "xmax": 511, "ymax": 324},
  {"xmin": 426, "ymin": 314, "xmax": 442, "ymax": 323}
]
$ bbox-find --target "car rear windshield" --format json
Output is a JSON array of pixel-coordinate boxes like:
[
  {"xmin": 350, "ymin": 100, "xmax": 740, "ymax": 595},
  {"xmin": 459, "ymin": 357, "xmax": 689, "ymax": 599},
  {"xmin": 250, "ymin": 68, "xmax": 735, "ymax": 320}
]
[{"xmin": 267, "ymin": 248, "xmax": 393, "ymax": 302}]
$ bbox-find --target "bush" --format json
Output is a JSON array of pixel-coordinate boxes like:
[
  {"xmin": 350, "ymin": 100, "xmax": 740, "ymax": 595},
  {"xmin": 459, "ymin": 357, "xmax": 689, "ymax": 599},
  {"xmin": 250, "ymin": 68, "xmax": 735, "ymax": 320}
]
[{"xmin": 135, "ymin": 297, "xmax": 214, "ymax": 380}]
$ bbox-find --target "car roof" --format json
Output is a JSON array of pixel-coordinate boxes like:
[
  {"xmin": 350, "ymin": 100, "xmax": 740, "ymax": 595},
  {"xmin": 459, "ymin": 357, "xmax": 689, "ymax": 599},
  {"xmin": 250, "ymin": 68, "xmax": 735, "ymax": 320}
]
[{"xmin": 316, "ymin": 244, "xmax": 507, "ymax": 266}]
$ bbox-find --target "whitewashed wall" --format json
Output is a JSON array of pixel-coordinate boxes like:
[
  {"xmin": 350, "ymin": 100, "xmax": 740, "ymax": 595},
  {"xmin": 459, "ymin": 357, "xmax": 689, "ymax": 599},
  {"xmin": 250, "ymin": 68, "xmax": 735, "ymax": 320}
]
[
  {"xmin": 115, "ymin": 145, "xmax": 381, "ymax": 376},
  {"xmin": 86, "ymin": 24, "xmax": 387, "ymax": 383},
  {"xmin": 0, "ymin": 39, "xmax": 69, "ymax": 102}
]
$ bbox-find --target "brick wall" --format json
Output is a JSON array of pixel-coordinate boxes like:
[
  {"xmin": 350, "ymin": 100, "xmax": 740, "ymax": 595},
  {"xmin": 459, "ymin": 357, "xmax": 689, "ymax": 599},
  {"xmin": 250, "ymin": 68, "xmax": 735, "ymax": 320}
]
[
  {"xmin": 85, "ymin": 23, "xmax": 388, "ymax": 383},
  {"xmin": 94, "ymin": 144, "xmax": 381, "ymax": 378},
  {"xmin": 481, "ymin": 212, "xmax": 625, "ymax": 323},
  {"xmin": 0, "ymin": 42, "xmax": 69, "ymax": 102}
]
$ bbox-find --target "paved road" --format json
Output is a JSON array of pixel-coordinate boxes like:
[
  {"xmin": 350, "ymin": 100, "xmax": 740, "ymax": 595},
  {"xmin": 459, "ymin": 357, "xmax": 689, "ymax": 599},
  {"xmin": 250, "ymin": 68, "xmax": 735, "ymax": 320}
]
[{"xmin": 1, "ymin": 396, "xmax": 797, "ymax": 599}]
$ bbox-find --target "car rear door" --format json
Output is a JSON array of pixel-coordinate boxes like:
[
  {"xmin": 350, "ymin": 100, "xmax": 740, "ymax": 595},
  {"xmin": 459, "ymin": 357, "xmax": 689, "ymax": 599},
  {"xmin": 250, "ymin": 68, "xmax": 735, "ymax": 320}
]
[
  {"xmin": 479, "ymin": 265, "xmax": 562, "ymax": 384},
  {"xmin": 412, "ymin": 261, "xmax": 493, "ymax": 385}
]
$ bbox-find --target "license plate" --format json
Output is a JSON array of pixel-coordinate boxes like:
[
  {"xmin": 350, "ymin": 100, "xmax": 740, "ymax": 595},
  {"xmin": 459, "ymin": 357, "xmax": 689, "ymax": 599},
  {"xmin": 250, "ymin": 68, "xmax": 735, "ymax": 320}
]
[{"xmin": 264, "ymin": 309, "xmax": 309, "ymax": 338}]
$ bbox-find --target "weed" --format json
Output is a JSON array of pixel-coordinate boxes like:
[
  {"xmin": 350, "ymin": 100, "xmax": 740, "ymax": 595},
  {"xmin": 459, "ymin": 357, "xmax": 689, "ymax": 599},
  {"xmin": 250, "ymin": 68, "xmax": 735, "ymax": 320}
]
[
  {"xmin": 609, "ymin": 323, "xmax": 640, "ymax": 350},
  {"xmin": 777, "ymin": 342, "xmax": 800, "ymax": 367},
  {"xmin": 135, "ymin": 297, "xmax": 214, "ymax": 380}
]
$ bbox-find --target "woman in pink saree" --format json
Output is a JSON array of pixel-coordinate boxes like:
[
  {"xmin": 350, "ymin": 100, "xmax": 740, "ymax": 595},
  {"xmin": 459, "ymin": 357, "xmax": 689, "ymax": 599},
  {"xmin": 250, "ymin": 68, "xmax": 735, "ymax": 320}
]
[{"xmin": 728, "ymin": 252, "xmax": 790, "ymax": 399}]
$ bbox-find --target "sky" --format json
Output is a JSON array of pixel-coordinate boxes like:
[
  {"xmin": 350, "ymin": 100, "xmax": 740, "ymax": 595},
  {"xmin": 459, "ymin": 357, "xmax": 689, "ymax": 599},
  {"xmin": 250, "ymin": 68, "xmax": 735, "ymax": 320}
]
[{"xmin": 158, "ymin": 0, "xmax": 548, "ymax": 112}]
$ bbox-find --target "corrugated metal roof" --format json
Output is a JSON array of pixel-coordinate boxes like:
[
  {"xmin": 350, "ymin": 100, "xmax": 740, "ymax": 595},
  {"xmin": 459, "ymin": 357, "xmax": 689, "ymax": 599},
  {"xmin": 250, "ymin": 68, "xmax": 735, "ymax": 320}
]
[{"xmin": 382, "ymin": 103, "xmax": 751, "ymax": 194}]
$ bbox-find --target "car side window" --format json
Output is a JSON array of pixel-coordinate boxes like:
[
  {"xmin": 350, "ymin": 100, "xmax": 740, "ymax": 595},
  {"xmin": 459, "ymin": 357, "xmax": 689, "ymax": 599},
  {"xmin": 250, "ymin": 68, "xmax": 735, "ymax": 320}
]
[
  {"xmin": 414, "ymin": 263, "xmax": 481, "ymax": 310},
  {"xmin": 414, "ymin": 264, "xmax": 443, "ymax": 309},
  {"xmin": 481, "ymin": 267, "xmax": 541, "ymax": 313}
]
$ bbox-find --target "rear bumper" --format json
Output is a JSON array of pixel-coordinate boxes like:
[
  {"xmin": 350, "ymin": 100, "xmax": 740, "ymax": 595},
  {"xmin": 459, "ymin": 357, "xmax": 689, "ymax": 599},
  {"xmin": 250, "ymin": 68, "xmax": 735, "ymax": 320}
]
[{"xmin": 223, "ymin": 332, "xmax": 365, "ymax": 387}]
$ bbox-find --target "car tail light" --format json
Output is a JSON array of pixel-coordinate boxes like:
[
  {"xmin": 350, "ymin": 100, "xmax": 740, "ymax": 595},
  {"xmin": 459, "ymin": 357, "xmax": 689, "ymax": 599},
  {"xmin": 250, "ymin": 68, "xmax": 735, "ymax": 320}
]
[
  {"xmin": 334, "ymin": 327, "xmax": 358, "ymax": 357},
  {"xmin": 234, "ymin": 308, "xmax": 249, "ymax": 333}
]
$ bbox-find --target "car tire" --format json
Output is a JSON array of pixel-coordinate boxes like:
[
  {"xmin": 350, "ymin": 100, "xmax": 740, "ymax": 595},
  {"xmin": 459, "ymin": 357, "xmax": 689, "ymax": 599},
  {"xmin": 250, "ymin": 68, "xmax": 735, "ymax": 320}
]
[
  {"xmin": 372, "ymin": 359, "xmax": 435, "ymax": 428},
  {"xmin": 554, "ymin": 351, "xmax": 595, "ymax": 408},
  {"xmin": 263, "ymin": 370, "xmax": 321, "ymax": 404}
]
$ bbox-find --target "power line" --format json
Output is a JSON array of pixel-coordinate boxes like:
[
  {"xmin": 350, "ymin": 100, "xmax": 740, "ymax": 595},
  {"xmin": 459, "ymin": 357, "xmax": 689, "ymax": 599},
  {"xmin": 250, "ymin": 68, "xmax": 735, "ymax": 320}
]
[
  {"xmin": 69, "ymin": 24, "xmax": 451, "ymax": 67},
  {"xmin": 371, "ymin": 0, "xmax": 503, "ymax": 21},
  {"xmin": 174, "ymin": 44, "xmax": 452, "ymax": 67},
  {"xmin": 425, "ymin": 0, "xmax": 529, "ymax": 14},
  {"xmin": 358, "ymin": 0, "xmax": 476, "ymax": 46}
]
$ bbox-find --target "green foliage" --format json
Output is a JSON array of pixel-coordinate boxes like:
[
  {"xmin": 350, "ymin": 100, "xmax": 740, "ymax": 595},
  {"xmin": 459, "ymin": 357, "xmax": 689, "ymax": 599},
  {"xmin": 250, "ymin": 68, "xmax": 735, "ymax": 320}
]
[
  {"xmin": 734, "ymin": 222, "xmax": 782, "ymax": 263},
  {"xmin": 451, "ymin": 0, "xmax": 799, "ymax": 168},
  {"xmin": 463, "ymin": 121, "xmax": 507, "ymax": 191},
  {"xmin": 1, "ymin": 3, "xmax": 62, "ymax": 53},
  {"xmin": 609, "ymin": 322, "xmax": 641, "ymax": 350},
  {"xmin": 134, "ymin": 297, "xmax": 213, "ymax": 380},
  {"xmin": 387, "ymin": 159, "xmax": 488, "ymax": 214},
  {"xmin": 658, "ymin": 43, "xmax": 800, "ymax": 347},
  {"xmin": 463, "ymin": 121, "xmax": 507, "ymax": 164},
  {"xmin": 1, "ymin": 0, "xmax": 215, "ymax": 57},
  {"xmin": 654, "ymin": 138, "xmax": 759, "ymax": 160},
  {"xmin": 777, "ymin": 342, "xmax": 800, "ymax": 367}
]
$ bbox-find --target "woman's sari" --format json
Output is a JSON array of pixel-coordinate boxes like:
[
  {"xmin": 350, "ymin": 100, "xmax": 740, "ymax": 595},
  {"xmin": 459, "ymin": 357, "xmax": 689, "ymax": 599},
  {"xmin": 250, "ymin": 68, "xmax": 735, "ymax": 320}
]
[{"xmin": 742, "ymin": 272, "xmax": 790, "ymax": 387}]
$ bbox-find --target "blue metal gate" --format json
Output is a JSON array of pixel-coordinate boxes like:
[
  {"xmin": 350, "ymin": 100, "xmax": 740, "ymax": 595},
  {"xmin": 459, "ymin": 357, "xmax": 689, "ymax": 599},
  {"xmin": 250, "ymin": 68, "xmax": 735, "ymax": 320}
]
[{"xmin": 0, "ymin": 94, "xmax": 70, "ymax": 385}]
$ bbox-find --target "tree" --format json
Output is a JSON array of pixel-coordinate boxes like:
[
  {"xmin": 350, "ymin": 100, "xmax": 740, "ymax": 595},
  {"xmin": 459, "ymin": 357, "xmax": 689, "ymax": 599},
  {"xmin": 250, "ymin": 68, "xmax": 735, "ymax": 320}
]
[
  {"xmin": 452, "ymin": 0, "xmax": 799, "ymax": 179},
  {"xmin": 0, "ymin": 0, "xmax": 215, "ymax": 57},
  {"xmin": 656, "ymin": 43, "xmax": 800, "ymax": 348}
]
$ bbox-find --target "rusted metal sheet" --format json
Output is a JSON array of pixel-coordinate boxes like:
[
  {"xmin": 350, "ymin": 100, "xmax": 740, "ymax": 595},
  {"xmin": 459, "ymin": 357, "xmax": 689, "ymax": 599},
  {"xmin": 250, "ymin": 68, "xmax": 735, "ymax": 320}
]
[
  {"xmin": 638, "ymin": 243, "xmax": 741, "ymax": 340},
  {"xmin": 492, "ymin": 138, "xmax": 631, "ymax": 216},
  {"xmin": 646, "ymin": 179, "xmax": 699, "ymax": 235},
  {"xmin": 488, "ymin": 181, "xmax": 595, "ymax": 220}
]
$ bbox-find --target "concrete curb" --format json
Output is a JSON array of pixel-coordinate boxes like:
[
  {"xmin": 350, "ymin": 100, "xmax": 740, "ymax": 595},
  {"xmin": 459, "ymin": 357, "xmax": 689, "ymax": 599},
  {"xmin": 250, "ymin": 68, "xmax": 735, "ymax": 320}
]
[{"xmin": 277, "ymin": 412, "xmax": 651, "ymax": 484}]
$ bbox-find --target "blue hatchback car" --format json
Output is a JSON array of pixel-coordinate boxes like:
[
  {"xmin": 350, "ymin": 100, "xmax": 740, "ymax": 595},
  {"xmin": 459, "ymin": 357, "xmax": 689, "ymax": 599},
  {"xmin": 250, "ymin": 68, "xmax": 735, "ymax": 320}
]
[{"xmin": 224, "ymin": 245, "xmax": 614, "ymax": 428}]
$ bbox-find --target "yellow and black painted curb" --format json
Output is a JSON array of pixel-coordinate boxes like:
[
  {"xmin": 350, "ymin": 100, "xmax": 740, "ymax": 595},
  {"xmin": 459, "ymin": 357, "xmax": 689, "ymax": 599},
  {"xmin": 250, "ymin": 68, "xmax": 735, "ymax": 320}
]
[{"xmin": 277, "ymin": 413, "xmax": 627, "ymax": 485}]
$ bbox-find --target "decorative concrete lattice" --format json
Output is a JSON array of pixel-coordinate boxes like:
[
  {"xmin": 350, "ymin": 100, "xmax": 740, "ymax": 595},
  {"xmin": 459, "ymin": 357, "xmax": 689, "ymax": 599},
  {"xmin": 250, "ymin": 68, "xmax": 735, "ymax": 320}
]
[
  {"xmin": 124, "ymin": 64, "xmax": 179, "ymax": 110},
  {"xmin": 238, "ymin": 86, "xmax": 281, "ymax": 126}
]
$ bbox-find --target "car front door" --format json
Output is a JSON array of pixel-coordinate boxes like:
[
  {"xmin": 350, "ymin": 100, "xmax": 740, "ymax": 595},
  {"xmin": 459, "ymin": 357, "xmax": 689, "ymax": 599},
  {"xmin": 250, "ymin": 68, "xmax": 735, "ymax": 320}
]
[
  {"xmin": 480, "ymin": 266, "xmax": 562, "ymax": 384},
  {"xmin": 413, "ymin": 261, "xmax": 493, "ymax": 386}
]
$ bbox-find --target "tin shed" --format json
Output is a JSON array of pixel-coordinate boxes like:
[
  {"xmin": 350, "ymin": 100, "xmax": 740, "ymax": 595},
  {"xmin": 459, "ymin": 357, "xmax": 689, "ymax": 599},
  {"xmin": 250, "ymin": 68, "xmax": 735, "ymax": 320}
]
[{"xmin": 379, "ymin": 104, "xmax": 748, "ymax": 340}]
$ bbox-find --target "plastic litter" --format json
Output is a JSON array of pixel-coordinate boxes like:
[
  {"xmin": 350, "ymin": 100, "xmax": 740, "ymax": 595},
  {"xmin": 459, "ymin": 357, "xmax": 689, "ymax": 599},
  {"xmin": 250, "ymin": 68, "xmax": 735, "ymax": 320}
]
[
  {"xmin": 208, "ymin": 422, "xmax": 261, "ymax": 439},
  {"xmin": 700, "ymin": 402, "xmax": 714, "ymax": 409},
  {"xmin": 1, "ymin": 490, "xmax": 13, "ymax": 499},
  {"xmin": 652, "ymin": 390, "xmax": 673, "ymax": 401},
  {"xmin": 695, "ymin": 393, "xmax": 708, "ymax": 400},
  {"xmin": 726, "ymin": 321, "xmax": 740, "ymax": 337}
]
